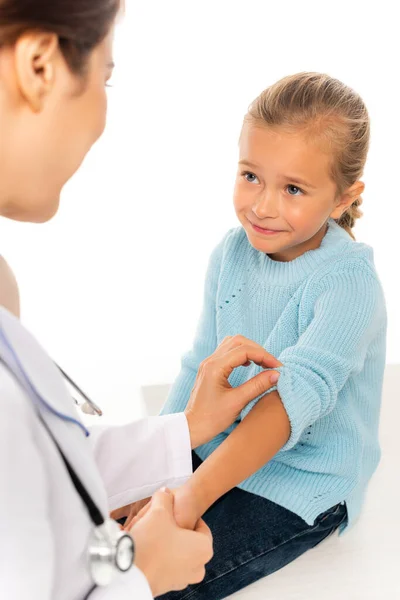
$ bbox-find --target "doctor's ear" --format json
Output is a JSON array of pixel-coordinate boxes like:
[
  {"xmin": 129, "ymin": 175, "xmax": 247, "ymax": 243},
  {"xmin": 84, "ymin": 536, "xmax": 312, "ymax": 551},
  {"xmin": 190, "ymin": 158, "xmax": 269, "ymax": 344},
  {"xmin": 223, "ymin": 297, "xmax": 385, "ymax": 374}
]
[{"xmin": 14, "ymin": 32, "xmax": 60, "ymax": 111}]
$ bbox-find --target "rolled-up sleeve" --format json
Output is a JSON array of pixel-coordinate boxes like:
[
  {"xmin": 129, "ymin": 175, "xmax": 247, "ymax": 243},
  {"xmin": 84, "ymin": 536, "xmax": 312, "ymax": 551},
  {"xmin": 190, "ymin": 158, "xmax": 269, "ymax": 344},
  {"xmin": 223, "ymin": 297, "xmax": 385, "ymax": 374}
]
[{"xmin": 275, "ymin": 267, "xmax": 385, "ymax": 450}]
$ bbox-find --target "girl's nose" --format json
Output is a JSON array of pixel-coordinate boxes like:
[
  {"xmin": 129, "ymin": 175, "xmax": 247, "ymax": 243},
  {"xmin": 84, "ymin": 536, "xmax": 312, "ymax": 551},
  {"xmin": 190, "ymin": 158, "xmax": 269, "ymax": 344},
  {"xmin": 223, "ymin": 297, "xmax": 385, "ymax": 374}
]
[{"xmin": 252, "ymin": 190, "xmax": 279, "ymax": 220}]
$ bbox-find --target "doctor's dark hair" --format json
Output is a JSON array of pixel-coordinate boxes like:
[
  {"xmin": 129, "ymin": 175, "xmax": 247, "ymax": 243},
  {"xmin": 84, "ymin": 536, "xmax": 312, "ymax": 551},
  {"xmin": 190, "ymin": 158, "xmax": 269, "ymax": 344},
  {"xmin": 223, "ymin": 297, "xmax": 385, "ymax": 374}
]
[
  {"xmin": 246, "ymin": 72, "xmax": 370, "ymax": 239},
  {"xmin": 0, "ymin": 0, "xmax": 120, "ymax": 74}
]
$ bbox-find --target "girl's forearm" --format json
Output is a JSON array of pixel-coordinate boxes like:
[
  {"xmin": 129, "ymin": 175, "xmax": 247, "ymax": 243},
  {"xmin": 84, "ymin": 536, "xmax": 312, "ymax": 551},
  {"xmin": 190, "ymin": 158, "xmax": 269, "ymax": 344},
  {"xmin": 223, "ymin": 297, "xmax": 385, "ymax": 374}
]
[{"xmin": 185, "ymin": 391, "xmax": 291, "ymax": 515}]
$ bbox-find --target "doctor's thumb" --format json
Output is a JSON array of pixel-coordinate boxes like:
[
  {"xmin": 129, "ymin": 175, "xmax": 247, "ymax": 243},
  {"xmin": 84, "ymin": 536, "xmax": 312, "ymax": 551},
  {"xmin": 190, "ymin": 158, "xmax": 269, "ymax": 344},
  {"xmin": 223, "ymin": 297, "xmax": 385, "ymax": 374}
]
[
  {"xmin": 151, "ymin": 488, "xmax": 175, "ymax": 512},
  {"xmin": 235, "ymin": 369, "xmax": 280, "ymax": 409}
]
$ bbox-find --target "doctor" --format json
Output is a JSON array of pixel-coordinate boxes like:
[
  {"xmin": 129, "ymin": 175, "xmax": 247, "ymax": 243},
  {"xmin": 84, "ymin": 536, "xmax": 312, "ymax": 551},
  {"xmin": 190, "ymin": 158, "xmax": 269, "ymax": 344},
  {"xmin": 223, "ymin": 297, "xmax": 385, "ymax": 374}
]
[{"xmin": 0, "ymin": 1, "xmax": 280, "ymax": 599}]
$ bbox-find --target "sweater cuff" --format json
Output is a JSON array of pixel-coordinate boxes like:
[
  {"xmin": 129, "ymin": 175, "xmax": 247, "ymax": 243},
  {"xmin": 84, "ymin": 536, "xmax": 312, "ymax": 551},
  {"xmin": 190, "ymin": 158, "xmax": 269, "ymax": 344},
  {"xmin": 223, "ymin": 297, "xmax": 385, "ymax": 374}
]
[{"xmin": 276, "ymin": 366, "xmax": 319, "ymax": 451}]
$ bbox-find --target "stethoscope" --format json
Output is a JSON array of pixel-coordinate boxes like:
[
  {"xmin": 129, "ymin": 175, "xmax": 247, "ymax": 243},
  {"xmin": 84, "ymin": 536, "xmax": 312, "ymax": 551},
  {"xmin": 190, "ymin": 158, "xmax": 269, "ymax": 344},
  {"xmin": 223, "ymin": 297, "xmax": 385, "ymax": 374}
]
[
  {"xmin": 52, "ymin": 365, "xmax": 136, "ymax": 590},
  {"xmin": 56, "ymin": 363, "xmax": 103, "ymax": 417},
  {"xmin": 38, "ymin": 391, "xmax": 136, "ymax": 593},
  {"xmin": 0, "ymin": 323, "xmax": 136, "ymax": 593}
]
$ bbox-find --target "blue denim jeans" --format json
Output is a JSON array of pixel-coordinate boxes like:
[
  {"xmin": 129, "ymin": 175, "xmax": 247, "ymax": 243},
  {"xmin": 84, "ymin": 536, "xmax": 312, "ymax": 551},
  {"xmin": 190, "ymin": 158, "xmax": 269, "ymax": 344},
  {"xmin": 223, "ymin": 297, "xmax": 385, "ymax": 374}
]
[{"xmin": 158, "ymin": 452, "xmax": 347, "ymax": 600}]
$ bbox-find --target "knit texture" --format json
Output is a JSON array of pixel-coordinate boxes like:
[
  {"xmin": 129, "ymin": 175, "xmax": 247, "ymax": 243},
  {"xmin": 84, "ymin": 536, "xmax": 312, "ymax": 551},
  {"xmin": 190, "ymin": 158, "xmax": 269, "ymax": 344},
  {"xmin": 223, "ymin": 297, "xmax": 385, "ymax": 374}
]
[{"xmin": 161, "ymin": 220, "xmax": 387, "ymax": 532}]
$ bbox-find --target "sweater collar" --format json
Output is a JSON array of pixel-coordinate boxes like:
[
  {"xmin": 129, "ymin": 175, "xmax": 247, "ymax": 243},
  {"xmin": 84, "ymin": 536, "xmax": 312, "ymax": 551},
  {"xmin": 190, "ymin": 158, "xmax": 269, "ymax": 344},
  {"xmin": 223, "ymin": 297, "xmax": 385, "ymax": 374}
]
[{"xmin": 252, "ymin": 220, "xmax": 353, "ymax": 285}]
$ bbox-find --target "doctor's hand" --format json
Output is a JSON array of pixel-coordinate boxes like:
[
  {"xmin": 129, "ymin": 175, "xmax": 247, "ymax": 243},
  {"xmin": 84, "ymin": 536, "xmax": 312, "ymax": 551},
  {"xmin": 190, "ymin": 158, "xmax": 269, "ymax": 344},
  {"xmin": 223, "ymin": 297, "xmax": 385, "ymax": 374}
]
[
  {"xmin": 185, "ymin": 335, "xmax": 281, "ymax": 449},
  {"xmin": 129, "ymin": 485, "xmax": 201, "ymax": 533},
  {"xmin": 130, "ymin": 488, "xmax": 213, "ymax": 597}
]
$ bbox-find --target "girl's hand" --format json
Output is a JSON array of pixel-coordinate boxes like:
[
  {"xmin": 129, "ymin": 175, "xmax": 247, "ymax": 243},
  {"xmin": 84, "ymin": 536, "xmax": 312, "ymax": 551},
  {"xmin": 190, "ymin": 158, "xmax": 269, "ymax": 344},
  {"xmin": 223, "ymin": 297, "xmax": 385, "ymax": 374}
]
[
  {"xmin": 110, "ymin": 496, "xmax": 151, "ymax": 529},
  {"xmin": 185, "ymin": 335, "xmax": 281, "ymax": 449}
]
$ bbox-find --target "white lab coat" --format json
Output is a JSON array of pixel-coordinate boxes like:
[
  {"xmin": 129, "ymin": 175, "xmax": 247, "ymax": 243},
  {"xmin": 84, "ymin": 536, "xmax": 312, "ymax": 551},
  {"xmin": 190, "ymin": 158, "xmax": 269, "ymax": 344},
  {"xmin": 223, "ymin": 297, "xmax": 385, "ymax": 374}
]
[{"xmin": 0, "ymin": 307, "xmax": 193, "ymax": 599}]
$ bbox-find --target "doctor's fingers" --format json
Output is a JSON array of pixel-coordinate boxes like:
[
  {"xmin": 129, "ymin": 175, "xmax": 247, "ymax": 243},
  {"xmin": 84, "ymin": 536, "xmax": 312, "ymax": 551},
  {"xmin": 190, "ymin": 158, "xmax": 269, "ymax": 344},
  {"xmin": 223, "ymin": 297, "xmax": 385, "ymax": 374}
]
[
  {"xmin": 203, "ymin": 336, "xmax": 281, "ymax": 370},
  {"xmin": 167, "ymin": 529, "xmax": 212, "ymax": 591},
  {"xmin": 201, "ymin": 344, "xmax": 281, "ymax": 383},
  {"xmin": 187, "ymin": 526, "xmax": 214, "ymax": 570},
  {"xmin": 209, "ymin": 335, "xmax": 258, "ymax": 359}
]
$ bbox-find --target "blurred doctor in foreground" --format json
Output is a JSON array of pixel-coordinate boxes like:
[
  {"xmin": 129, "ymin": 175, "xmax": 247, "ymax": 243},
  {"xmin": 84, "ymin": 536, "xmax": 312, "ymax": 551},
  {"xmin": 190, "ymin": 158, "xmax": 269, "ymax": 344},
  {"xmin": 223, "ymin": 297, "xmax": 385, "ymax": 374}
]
[{"xmin": 0, "ymin": 1, "xmax": 281, "ymax": 598}]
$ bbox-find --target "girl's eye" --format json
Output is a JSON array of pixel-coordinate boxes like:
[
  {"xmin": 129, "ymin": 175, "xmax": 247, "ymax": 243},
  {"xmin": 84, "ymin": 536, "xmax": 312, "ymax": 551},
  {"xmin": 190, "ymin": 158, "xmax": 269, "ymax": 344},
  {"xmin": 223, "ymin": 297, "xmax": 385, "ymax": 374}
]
[
  {"xmin": 243, "ymin": 171, "xmax": 260, "ymax": 184},
  {"xmin": 286, "ymin": 184, "xmax": 304, "ymax": 196}
]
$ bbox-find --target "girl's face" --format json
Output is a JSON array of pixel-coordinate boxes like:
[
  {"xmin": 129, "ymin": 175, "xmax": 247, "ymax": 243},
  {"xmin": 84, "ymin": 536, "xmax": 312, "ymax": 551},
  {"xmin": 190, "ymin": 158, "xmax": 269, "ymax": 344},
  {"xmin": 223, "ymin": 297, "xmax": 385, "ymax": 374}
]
[{"xmin": 233, "ymin": 122, "xmax": 362, "ymax": 261}]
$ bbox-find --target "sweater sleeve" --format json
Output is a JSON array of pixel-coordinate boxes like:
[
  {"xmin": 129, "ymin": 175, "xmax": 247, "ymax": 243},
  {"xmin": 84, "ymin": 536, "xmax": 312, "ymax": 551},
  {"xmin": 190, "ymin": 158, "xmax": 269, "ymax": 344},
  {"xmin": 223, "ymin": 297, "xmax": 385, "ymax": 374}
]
[
  {"xmin": 274, "ymin": 266, "xmax": 386, "ymax": 451},
  {"xmin": 160, "ymin": 236, "xmax": 226, "ymax": 415}
]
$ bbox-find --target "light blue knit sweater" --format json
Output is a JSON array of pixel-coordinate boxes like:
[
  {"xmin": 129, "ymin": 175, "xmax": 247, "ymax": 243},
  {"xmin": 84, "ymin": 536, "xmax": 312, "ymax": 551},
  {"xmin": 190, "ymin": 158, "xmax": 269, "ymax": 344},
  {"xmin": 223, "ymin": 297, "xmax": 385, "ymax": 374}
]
[{"xmin": 161, "ymin": 220, "xmax": 387, "ymax": 532}]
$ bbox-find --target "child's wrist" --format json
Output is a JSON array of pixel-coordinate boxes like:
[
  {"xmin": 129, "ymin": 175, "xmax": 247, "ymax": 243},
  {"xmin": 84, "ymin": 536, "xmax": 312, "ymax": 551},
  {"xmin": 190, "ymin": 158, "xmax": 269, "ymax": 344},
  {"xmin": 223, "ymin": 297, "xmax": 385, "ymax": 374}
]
[
  {"xmin": 184, "ymin": 409, "xmax": 203, "ymax": 449},
  {"xmin": 184, "ymin": 473, "xmax": 215, "ymax": 517}
]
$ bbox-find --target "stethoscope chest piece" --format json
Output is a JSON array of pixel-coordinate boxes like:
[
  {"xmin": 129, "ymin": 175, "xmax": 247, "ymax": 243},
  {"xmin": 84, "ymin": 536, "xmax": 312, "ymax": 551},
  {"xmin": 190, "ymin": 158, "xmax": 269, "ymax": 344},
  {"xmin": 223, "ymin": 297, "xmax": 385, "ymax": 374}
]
[{"xmin": 89, "ymin": 518, "xmax": 135, "ymax": 586}]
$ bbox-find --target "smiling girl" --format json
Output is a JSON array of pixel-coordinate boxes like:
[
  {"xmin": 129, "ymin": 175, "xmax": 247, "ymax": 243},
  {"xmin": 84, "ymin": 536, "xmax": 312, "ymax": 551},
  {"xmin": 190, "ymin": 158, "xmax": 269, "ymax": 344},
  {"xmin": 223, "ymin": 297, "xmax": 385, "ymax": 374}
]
[{"xmin": 159, "ymin": 72, "xmax": 387, "ymax": 600}]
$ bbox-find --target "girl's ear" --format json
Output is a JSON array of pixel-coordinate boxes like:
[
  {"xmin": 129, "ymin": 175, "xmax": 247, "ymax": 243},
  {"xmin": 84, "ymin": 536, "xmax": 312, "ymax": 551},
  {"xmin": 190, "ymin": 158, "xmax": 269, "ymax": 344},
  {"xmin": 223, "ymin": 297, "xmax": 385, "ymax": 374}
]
[{"xmin": 330, "ymin": 181, "xmax": 365, "ymax": 220}]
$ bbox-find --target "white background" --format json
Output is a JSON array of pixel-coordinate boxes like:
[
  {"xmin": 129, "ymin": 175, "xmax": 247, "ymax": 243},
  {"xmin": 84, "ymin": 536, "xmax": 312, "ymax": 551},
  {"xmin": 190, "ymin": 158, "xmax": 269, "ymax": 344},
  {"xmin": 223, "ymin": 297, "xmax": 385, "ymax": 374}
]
[{"xmin": 1, "ymin": 0, "xmax": 399, "ymax": 424}]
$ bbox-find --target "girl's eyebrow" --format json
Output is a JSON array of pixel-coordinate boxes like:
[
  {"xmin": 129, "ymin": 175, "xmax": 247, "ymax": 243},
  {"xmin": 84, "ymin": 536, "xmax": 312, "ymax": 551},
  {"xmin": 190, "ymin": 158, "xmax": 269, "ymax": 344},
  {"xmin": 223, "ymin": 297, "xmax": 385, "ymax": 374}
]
[
  {"xmin": 282, "ymin": 175, "xmax": 317, "ymax": 189},
  {"xmin": 239, "ymin": 159, "xmax": 262, "ymax": 170}
]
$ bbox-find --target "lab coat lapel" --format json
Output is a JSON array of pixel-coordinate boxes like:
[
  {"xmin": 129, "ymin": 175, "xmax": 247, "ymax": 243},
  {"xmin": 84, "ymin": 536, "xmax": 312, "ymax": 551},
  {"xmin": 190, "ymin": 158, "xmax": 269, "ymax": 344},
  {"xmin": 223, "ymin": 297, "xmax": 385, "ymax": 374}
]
[{"xmin": 0, "ymin": 307, "xmax": 108, "ymax": 514}]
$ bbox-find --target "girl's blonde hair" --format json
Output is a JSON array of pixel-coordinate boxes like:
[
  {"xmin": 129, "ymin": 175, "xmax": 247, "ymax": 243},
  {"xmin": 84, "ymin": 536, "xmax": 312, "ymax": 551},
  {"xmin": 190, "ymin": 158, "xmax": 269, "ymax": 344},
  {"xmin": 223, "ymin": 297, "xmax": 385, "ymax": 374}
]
[{"xmin": 246, "ymin": 72, "xmax": 370, "ymax": 239}]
